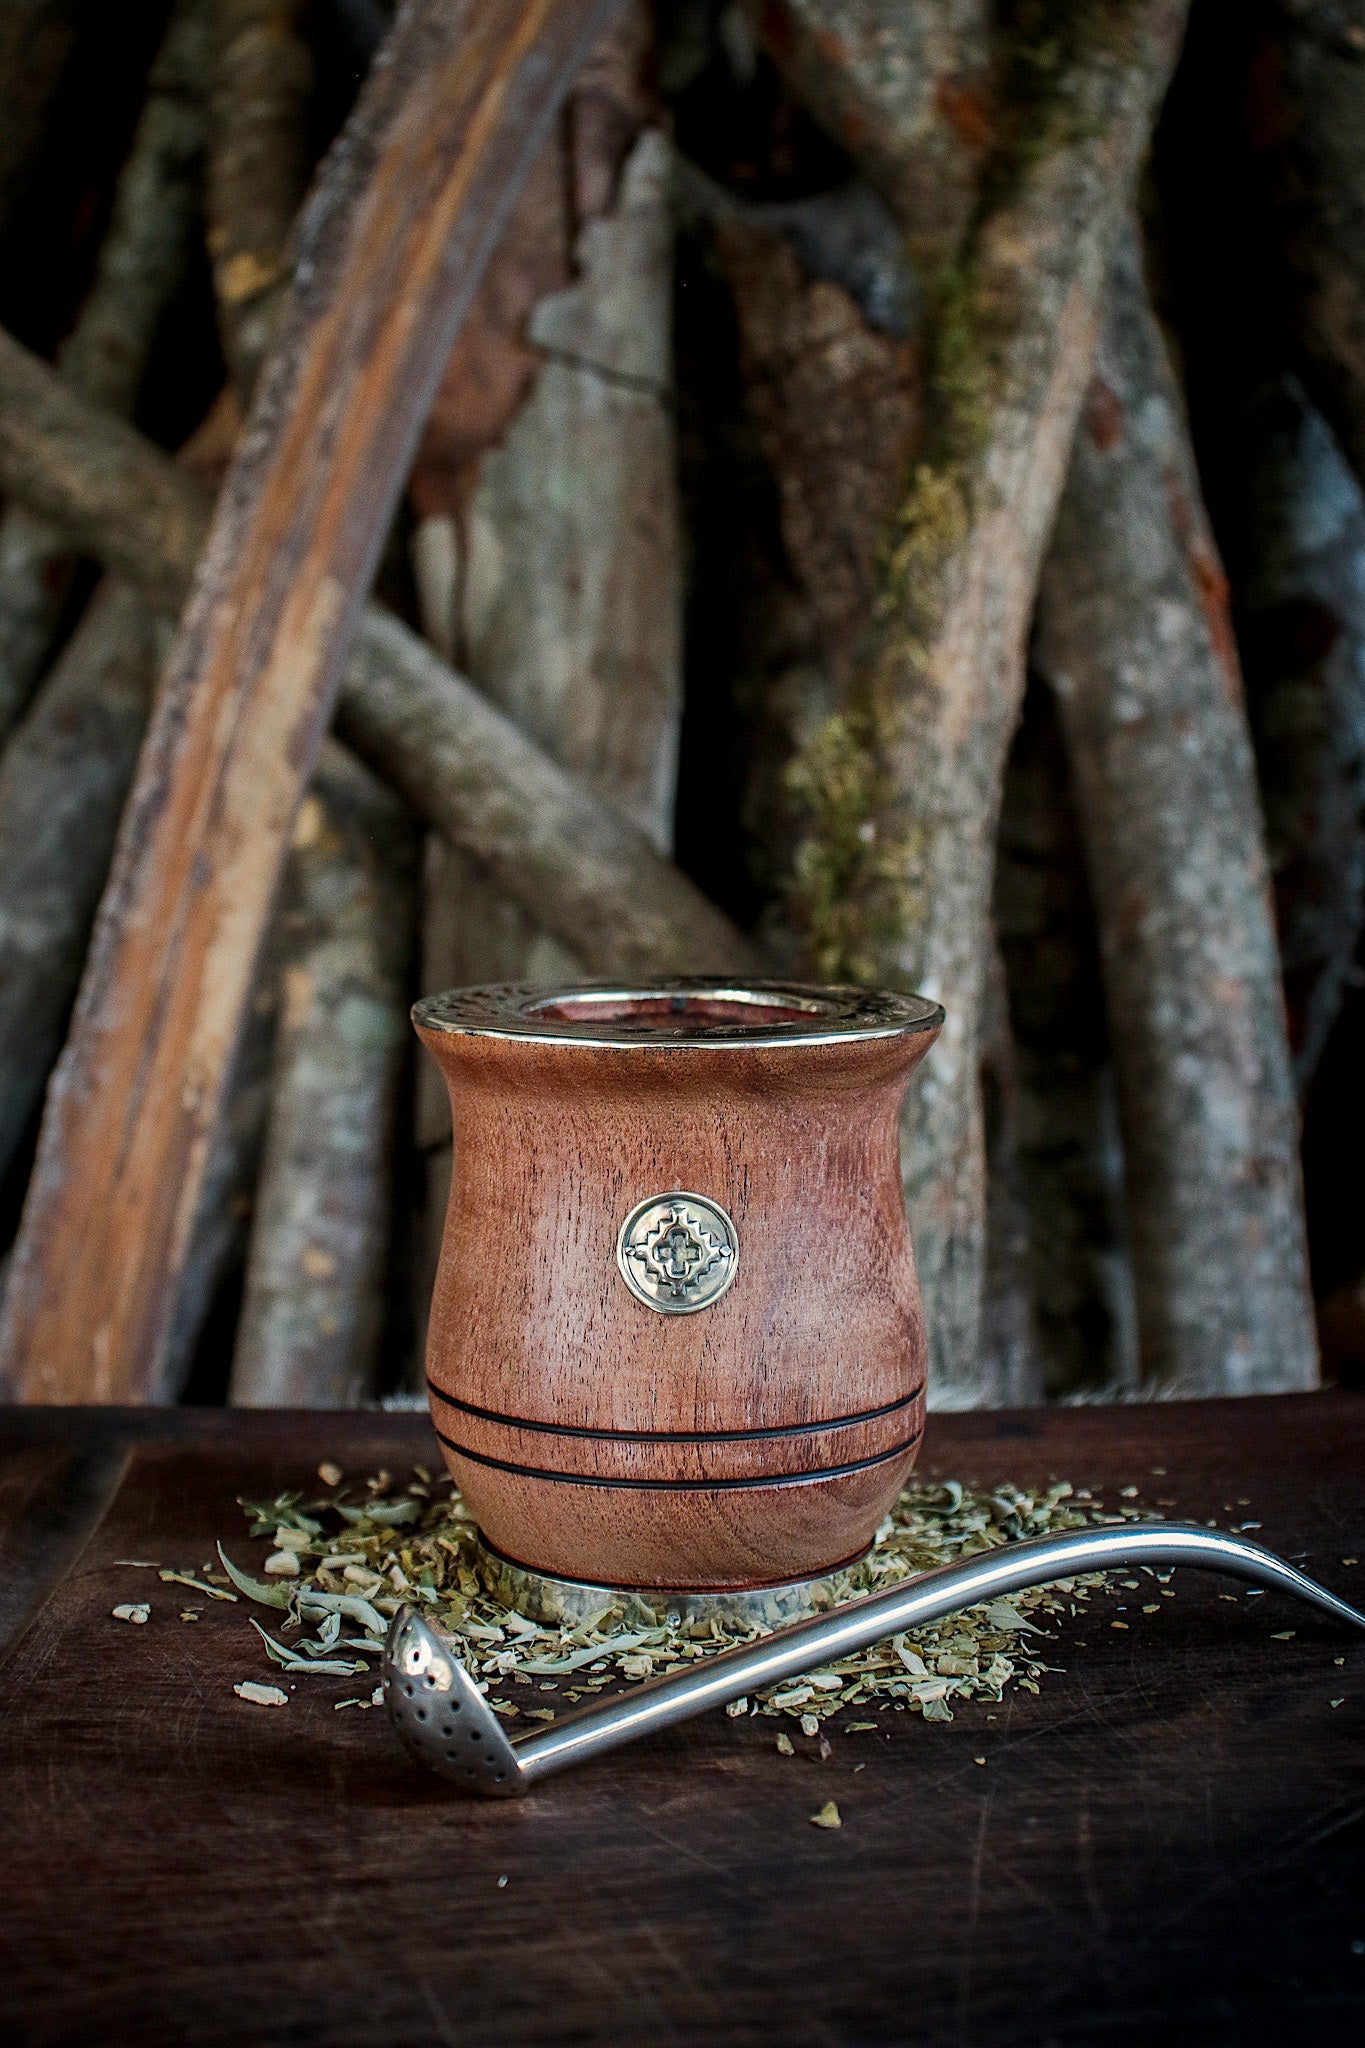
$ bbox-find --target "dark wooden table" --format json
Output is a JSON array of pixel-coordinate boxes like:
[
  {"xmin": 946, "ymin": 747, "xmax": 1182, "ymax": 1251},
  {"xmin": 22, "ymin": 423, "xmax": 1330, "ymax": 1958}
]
[{"xmin": 0, "ymin": 1394, "xmax": 1361, "ymax": 2047}]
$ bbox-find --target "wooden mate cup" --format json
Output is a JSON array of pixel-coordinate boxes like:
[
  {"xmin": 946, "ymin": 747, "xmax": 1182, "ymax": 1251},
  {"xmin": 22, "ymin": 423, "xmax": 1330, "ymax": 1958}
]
[{"xmin": 413, "ymin": 979, "xmax": 943, "ymax": 1594}]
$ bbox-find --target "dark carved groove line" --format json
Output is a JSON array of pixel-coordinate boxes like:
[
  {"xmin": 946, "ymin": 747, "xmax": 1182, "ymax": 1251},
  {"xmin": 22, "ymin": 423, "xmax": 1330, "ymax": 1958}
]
[
  {"xmin": 432, "ymin": 1425, "xmax": 925, "ymax": 1491},
  {"xmin": 425, "ymin": 1378, "xmax": 925, "ymax": 1444}
]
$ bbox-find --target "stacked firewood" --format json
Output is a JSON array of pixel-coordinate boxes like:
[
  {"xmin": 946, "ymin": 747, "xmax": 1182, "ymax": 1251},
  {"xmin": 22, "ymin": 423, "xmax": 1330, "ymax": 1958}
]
[{"xmin": 0, "ymin": 0, "xmax": 1359, "ymax": 1410}]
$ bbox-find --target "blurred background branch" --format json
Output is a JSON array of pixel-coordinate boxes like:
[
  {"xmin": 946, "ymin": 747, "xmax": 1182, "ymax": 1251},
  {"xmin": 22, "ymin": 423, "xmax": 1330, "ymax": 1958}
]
[{"xmin": 0, "ymin": 0, "xmax": 1359, "ymax": 1407}]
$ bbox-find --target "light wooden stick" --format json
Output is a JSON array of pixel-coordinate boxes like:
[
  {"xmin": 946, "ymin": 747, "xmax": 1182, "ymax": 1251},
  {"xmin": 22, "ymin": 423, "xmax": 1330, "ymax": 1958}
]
[{"xmin": 0, "ymin": 0, "xmax": 628, "ymax": 1403}]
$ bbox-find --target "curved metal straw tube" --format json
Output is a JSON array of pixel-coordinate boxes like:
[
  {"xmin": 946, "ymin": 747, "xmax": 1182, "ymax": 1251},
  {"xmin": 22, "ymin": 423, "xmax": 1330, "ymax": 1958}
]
[{"xmin": 383, "ymin": 1522, "xmax": 1365, "ymax": 1797}]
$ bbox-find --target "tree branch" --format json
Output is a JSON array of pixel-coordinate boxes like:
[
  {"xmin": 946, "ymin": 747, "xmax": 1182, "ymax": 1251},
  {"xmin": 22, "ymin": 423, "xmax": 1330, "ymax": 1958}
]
[
  {"xmin": 229, "ymin": 742, "xmax": 415, "ymax": 1405},
  {"xmin": 0, "ymin": 0, "xmax": 648, "ymax": 1403},
  {"xmin": 0, "ymin": 583, "xmax": 158, "ymax": 1188},
  {"xmin": 741, "ymin": 0, "xmax": 993, "ymax": 272},
  {"xmin": 776, "ymin": 0, "xmax": 1192, "ymax": 1394},
  {"xmin": 207, "ymin": 0, "xmax": 313, "ymax": 394},
  {"xmin": 1036, "ymin": 227, "xmax": 1317, "ymax": 1396},
  {"xmin": 0, "ymin": 322, "xmax": 755, "ymax": 983}
]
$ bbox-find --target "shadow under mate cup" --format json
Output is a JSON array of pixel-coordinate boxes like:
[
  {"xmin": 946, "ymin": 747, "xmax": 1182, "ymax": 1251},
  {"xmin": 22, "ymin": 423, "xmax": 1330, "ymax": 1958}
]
[{"xmin": 413, "ymin": 978, "xmax": 944, "ymax": 1594}]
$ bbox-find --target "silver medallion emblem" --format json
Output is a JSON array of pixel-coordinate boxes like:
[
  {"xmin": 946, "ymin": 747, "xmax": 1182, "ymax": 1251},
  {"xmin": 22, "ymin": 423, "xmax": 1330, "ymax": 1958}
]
[{"xmin": 616, "ymin": 1192, "xmax": 739, "ymax": 1315}]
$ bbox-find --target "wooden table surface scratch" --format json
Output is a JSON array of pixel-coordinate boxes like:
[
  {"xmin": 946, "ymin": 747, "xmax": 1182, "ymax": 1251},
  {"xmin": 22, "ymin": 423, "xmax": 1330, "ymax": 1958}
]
[{"xmin": 0, "ymin": 1395, "xmax": 1361, "ymax": 2047}]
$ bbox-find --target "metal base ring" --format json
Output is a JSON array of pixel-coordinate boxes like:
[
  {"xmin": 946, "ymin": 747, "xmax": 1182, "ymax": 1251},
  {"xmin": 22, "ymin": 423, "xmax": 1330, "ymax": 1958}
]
[{"xmin": 476, "ymin": 1540, "xmax": 875, "ymax": 1631}]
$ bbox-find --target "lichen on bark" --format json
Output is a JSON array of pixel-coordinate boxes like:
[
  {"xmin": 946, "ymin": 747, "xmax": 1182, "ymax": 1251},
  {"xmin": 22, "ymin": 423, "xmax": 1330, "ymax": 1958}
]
[{"xmin": 774, "ymin": 0, "xmax": 1191, "ymax": 1396}]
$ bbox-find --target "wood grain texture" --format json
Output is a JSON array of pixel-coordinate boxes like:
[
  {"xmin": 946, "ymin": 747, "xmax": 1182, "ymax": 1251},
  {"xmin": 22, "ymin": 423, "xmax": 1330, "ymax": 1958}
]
[
  {"xmin": 417, "ymin": 991, "xmax": 938, "ymax": 1585},
  {"xmin": 0, "ymin": 0, "xmax": 625, "ymax": 1404},
  {"xmin": 0, "ymin": 1394, "xmax": 1360, "ymax": 2046}
]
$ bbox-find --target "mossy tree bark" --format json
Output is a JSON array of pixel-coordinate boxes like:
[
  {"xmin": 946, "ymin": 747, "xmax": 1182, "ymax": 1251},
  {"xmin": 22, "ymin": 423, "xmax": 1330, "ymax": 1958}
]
[
  {"xmin": 762, "ymin": 0, "xmax": 1191, "ymax": 1396},
  {"xmin": 692, "ymin": 32, "xmax": 1042, "ymax": 1402},
  {"xmin": 740, "ymin": 0, "xmax": 993, "ymax": 273}
]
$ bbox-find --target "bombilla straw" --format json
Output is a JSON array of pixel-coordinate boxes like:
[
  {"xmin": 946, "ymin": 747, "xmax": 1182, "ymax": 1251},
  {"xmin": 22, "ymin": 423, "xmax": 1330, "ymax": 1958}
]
[{"xmin": 383, "ymin": 1521, "xmax": 1365, "ymax": 1798}]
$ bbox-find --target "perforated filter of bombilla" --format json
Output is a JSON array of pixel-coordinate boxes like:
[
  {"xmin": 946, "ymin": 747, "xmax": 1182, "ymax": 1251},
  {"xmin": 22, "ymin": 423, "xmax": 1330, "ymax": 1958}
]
[{"xmin": 383, "ymin": 1606, "xmax": 526, "ymax": 1797}]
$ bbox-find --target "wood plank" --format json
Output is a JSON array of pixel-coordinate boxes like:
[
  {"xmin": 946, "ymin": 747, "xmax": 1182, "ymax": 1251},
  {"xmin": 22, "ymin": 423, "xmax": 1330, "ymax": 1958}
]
[
  {"xmin": 0, "ymin": 0, "xmax": 625, "ymax": 1404},
  {"xmin": 0, "ymin": 1395, "xmax": 1360, "ymax": 2043}
]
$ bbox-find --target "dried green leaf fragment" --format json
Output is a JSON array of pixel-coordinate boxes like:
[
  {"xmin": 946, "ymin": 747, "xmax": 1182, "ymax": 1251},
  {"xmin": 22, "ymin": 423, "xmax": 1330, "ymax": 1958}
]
[
  {"xmin": 234, "ymin": 1681, "xmax": 288, "ymax": 1707},
  {"xmin": 159, "ymin": 1569, "xmax": 236, "ymax": 1601},
  {"xmin": 217, "ymin": 1542, "xmax": 292, "ymax": 1608}
]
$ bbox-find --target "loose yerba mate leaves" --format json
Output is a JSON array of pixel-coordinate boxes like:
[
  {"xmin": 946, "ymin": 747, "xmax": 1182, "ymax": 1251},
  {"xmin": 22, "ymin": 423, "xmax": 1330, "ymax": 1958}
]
[{"xmin": 200, "ymin": 1471, "xmax": 1162, "ymax": 1729}]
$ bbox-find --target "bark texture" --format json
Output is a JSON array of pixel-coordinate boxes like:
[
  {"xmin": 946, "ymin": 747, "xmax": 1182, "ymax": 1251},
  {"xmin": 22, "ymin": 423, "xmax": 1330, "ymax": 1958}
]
[
  {"xmin": 704, "ymin": 170, "xmax": 1042, "ymax": 1404},
  {"xmin": 1236, "ymin": 377, "xmax": 1365, "ymax": 1090},
  {"xmin": 409, "ymin": 11, "xmax": 683, "ymax": 1347},
  {"xmin": 743, "ymin": 0, "xmax": 993, "ymax": 269},
  {"xmin": 1254, "ymin": 0, "xmax": 1365, "ymax": 490},
  {"xmin": 0, "ymin": 329, "xmax": 210, "ymax": 614},
  {"xmin": 206, "ymin": 0, "xmax": 419, "ymax": 1409},
  {"xmin": 0, "ymin": 584, "xmax": 158, "ymax": 1189},
  {"xmin": 704, "ymin": 179, "xmax": 919, "ymax": 964},
  {"xmin": 777, "ymin": 0, "xmax": 1191, "ymax": 1397},
  {"xmin": 993, "ymin": 675, "xmax": 1135, "ymax": 1398},
  {"xmin": 0, "ymin": 324, "xmax": 755, "ymax": 981},
  {"xmin": 1036, "ymin": 232, "xmax": 1317, "ymax": 1396},
  {"xmin": 230, "ymin": 743, "xmax": 415, "ymax": 1407},
  {"xmin": 436, "ymin": 127, "xmax": 681, "ymax": 853},
  {"xmin": 0, "ymin": 0, "xmax": 208, "ymax": 742},
  {"xmin": 0, "ymin": 0, "xmax": 630, "ymax": 1403},
  {"xmin": 207, "ymin": 0, "xmax": 314, "ymax": 394},
  {"xmin": 720, "ymin": 207, "xmax": 919, "ymax": 703}
]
